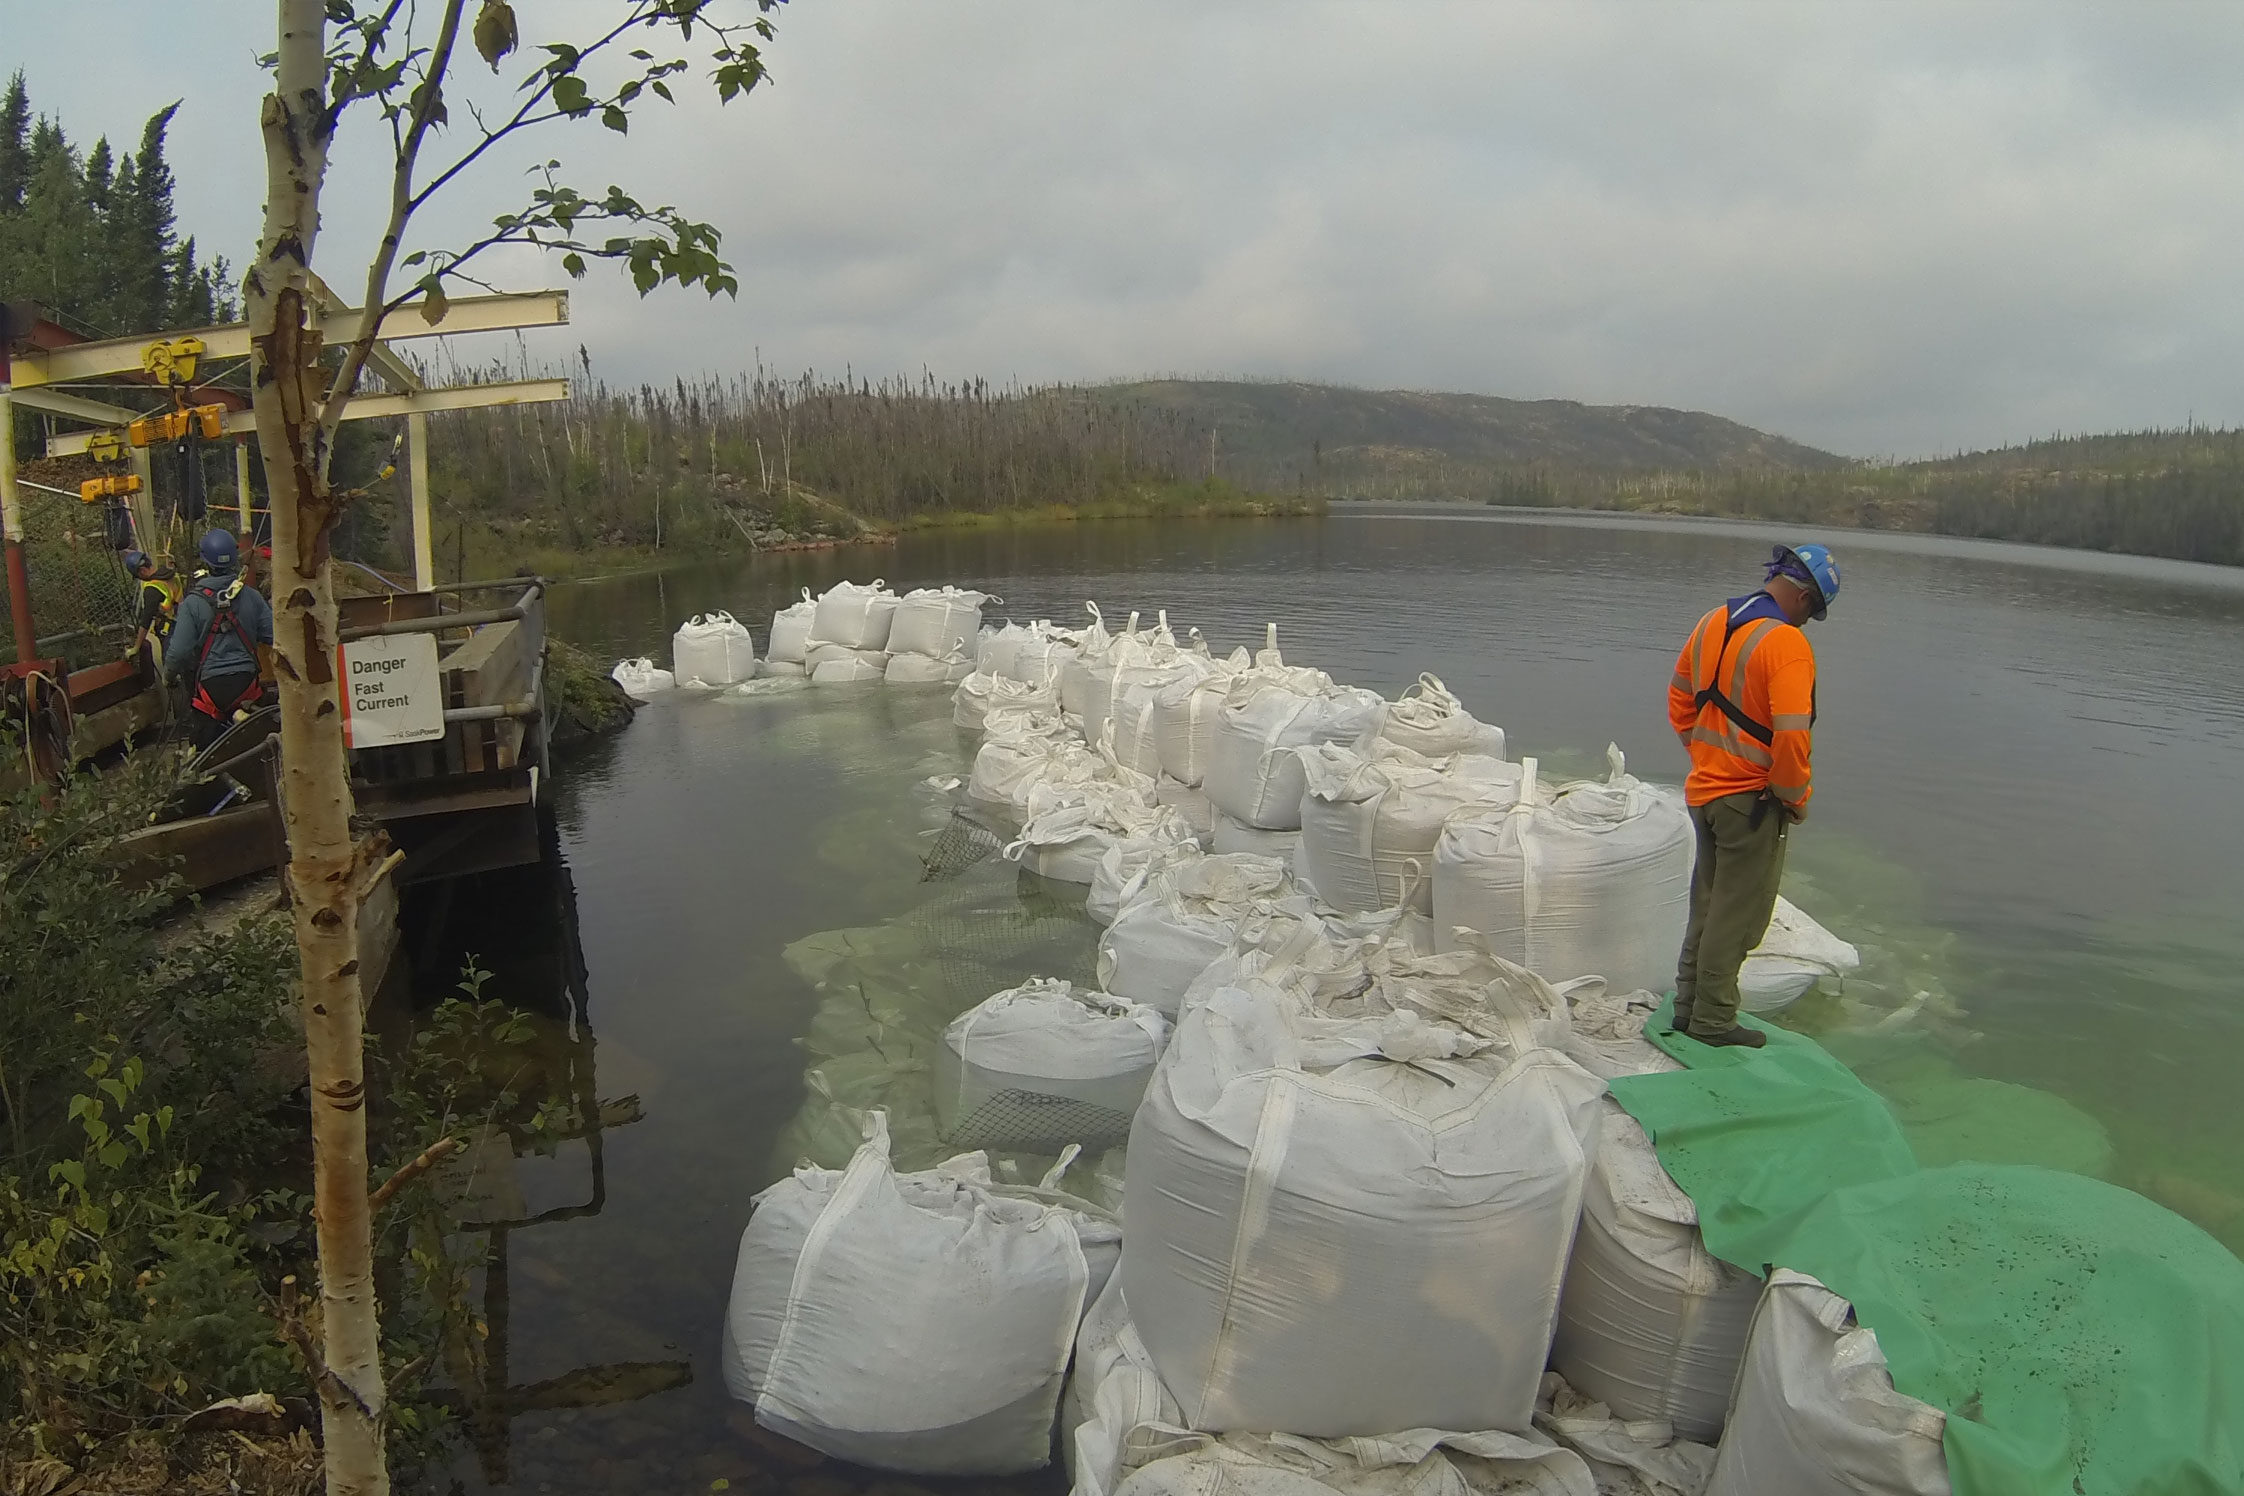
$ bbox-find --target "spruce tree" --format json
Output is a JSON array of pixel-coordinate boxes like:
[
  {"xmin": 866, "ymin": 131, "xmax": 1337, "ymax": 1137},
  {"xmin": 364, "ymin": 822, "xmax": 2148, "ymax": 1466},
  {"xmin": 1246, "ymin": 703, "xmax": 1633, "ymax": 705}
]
[{"xmin": 0, "ymin": 73, "xmax": 28, "ymax": 214}]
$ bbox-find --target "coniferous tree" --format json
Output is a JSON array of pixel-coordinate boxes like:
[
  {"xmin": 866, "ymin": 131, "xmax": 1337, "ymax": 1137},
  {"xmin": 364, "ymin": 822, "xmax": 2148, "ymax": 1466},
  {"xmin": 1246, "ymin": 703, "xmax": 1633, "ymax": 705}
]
[{"xmin": 0, "ymin": 73, "xmax": 29, "ymax": 213}]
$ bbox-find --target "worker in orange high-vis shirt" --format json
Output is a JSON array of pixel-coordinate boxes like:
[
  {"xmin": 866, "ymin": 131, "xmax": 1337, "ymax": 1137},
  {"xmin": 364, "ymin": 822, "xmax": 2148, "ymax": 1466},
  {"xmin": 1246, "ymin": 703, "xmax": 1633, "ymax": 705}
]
[{"xmin": 1665, "ymin": 542, "xmax": 1841, "ymax": 1048}]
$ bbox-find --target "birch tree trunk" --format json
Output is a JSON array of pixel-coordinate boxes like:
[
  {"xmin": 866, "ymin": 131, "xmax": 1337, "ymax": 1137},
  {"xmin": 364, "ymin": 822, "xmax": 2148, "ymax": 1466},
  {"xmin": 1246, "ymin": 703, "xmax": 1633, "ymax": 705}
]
[{"xmin": 247, "ymin": 2, "xmax": 389, "ymax": 1490}]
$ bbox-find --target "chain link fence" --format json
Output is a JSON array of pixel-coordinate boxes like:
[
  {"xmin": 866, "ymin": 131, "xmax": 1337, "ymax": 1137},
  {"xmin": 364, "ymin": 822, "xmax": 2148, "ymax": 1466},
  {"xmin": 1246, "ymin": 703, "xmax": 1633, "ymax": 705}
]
[{"xmin": 1, "ymin": 481, "xmax": 140, "ymax": 667}]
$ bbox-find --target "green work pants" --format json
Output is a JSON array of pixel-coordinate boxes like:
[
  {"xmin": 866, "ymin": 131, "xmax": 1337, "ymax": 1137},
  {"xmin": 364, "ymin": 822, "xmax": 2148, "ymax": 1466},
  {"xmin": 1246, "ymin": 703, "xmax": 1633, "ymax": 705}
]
[{"xmin": 1675, "ymin": 790, "xmax": 1790, "ymax": 1036}]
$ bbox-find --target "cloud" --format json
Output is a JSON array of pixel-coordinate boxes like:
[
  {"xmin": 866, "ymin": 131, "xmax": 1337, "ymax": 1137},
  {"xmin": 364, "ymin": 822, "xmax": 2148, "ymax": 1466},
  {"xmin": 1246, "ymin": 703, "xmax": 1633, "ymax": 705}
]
[{"xmin": 12, "ymin": 1, "xmax": 2244, "ymax": 456}]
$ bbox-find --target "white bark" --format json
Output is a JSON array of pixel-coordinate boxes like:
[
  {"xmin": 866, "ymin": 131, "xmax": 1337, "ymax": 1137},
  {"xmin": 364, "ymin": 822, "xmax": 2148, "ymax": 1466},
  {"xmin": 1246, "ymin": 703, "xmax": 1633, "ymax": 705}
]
[{"xmin": 247, "ymin": 3, "xmax": 389, "ymax": 1492}]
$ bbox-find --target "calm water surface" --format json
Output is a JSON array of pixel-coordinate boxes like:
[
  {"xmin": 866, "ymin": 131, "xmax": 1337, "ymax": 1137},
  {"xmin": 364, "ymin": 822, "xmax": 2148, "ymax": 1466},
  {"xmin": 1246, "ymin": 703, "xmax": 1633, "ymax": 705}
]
[{"xmin": 407, "ymin": 507, "xmax": 2244, "ymax": 1493}]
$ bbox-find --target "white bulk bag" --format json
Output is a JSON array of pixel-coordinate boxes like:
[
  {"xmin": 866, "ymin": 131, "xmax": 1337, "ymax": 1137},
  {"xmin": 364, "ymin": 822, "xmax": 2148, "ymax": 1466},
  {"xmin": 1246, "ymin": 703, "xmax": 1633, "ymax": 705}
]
[
  {"xmin": 1705, "ymin": 1270, "xmax": 1950, "ymax": 1496},
  {"xmin": 1122, "ymin": 986, "xmax": 1605, "ymax": 1438},
  {"xmin": 886, "ymin": 652, "xmax": 975, "ymax": 685},
  {"xmin": 1151, "ymin": 649, "xmax": 1251, "ymax": 788},
  {"xmin": 954, "ymin": 670, "xmax": 1063, "ymax": 731},
  {"xmin": 933, "ymin": 978, "xmax": 1168, "ymax": 1151},
  {"xmin": 1297, "ymin": 744, "xmax": 1525, "ymax": 916},
  {"xmin": 610, "ymin": 657, "xmax": 674, "ymax": 697},
  {"xmin": 811, "ymin": 655, "xmax": 888, "ymax": 685},
  {"xmin": 1212, "ymin": 810, "xmax": 1301, "ymax": 860},
  {"xmin": 810, "ymin": 579, "xmax": 900, "ymax": 651},
  {"xmin": 967, "ymin": 730, "xmax": 1093, "ymax": 817},
  {"xmin": 1005, "ymin": 788, "xmax": 1192, "ymax": 886},
  {"xmin": 722, "ymin": 1114, "xmax": 1118, "ymax": 1475},
  {"xmin": 672, "ymin": 610, "xmax": 758, "ymax": 686},
  {"xmin": 1742, "ymin": 897, "xmax": 1862, "ymax": 1013},
  {"xmin": 1432, "ymin": 752, "xmax": 1691, "ymax": 994},
  {"xmin": 1156, "ymin": 776, "xmax": 1215, "ymax": 846},
  {"xmin": 1088, "ymin": 839, "xmax": 1201, "ymax": 927},
  {"xmin": 760, "ymin": 659, "xmax": 807, "ymax": 679},
  {"xmin": 1550, "ymin": 1103, "xmax": 1761, "ymax": 1443},
  {"xmin": 1110, "ymin": 661, "xmax": 1202, "ymax": 779},
  {"xmin": 1203, "ymin": 674, "xmax": 1386, "ymax": 830},
  {"xmin": 1060, "ymin": 603, "xmax": 1117, "ymax": 717},
  {"xmin": 888, "ymin": 586, "xmax": 990, "ymax": 660},
  {"xmin": 982, "ymin": 621, "xmax": 1077, "ymax": 687},
  {"xmin": 1096, "ymin": 855, "xmax": 1289, "ymax": 1016},
  {"xmin": 1368, "ymin": 674, "xmax": 1507, "ymax": 760},
  {"xmin": 768, "ymin": 590, "xmax": 816, "ymax": 666},
  {"xmin": 1066, "ymin": 611, "xmax": 1173, "ymax": 748}
]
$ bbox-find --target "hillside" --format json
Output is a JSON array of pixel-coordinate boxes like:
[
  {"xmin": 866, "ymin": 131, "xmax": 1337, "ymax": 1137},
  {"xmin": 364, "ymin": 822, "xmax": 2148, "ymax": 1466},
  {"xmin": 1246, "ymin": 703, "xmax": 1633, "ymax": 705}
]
[{"xmin": 1093, "ymin": 378, "xmax": 1847, "ymax": 484}]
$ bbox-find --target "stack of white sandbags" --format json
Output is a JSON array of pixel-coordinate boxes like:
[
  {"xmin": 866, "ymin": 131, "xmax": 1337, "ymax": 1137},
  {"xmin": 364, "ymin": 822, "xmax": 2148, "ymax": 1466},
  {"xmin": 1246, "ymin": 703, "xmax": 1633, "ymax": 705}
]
[
  {"xmin": 673, "ymin": 611, "xmax": 758, "ymax": 686},
  {"xmin": 806, "ymin": 580, "xmax": 898, "ymax": 683},
  {"xmin": 1062, "ymin": 607, "xmax": 1184, "ymax": 745},
  {"xmin": 1095, "ymin": 852, "xmax": 1294, "ymax": 1014},
  {"xmin": 1432, "ymin": 750, "xmax": 1693, "ymax": 994},
  {"xmin": 1294, "ymin": 741, "xmax": 1525, "ymax": 915},
  {"xmin": 1086, "ymin": 838, "xmax": 1204, "ymax": 927},
  {"xmin": 1107, "ymin": 642, "xmax": 1228, "ymax": 779},
  {"xmin": 884, "ymin": 586, "xmax": 988, "ymax": 685},
  {"xmin": 931, "ymin": 978, "xmax": 1168, "ymax": 1153},
  {"xmin": 954, "ymin": 670, "xmax": 1062, "ymax": 731},
  {"xmin": 1706, "ymin": 1270, "xmax": 1950, "ymax": 1496},
  {"xmin": 965, "ymin": 714, "xmax": 1100, "ymax": 821},
  {"xmin": 764, "ymin": 591, "xmax": 816, "ymax": 677},
  {"xmin": 1203, "ymin": 666, "xmax": 1385, "ymax": 833},
  {"xmin": 722, "ymin": 1113, "xmax": 1119, "ymax": 1475},
  {"xmin": 1550, "ymin": 1103, "xmax": 1763, "ymax": 1443},
  {"xmin": 610, "ymin": 657, "xmax": 674, "ymax": 698},
  {"xmin": 1120, "ymin": 979, "xmax": 1605, "ymax": 1437}
]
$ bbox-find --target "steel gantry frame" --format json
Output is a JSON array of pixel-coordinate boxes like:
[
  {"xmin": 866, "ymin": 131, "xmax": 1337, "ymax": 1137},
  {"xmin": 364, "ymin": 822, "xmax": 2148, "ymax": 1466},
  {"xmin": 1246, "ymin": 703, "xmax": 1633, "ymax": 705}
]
[{"xmin": 5, "ymin": 289, "xmax": 571, "ymax": 594}]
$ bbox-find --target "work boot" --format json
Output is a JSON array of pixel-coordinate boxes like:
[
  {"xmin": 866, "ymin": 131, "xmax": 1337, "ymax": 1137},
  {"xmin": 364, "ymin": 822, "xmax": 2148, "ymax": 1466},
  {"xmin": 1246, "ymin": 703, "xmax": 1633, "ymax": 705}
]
[
  {"xmin": 1686, "ymin": 1025, "xmax": 1767, "ymax": 1049},
  {"xmin": 1666, "ymin": 1003, "xmax": 1694, "ymax": 1035}
]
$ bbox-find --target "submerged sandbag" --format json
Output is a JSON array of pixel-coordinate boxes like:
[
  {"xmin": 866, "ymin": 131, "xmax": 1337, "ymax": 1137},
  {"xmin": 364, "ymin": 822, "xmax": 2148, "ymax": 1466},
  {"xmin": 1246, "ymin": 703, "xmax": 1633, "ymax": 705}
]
[
  {"xmin": 1741, "ymin": 896, "xmax": 1862, "ymax": 1012},
  {"xmin": 759, "ymin": 659, "xmax": 807, "ymax": 679},
  {"xmin": 1004, "ymin": 789, "xmax": 1192, "ymax": 886},
  {"xmin": 768, "ymin": 591, "xmax": 816, "ymax": 666},
  {"xmin": 888, "ymin": 586, "xmax": 989, "ymax": 659},
  {"xmin": 810, "ymin": 648, "xmax": 889, "ymax": 684},
  {"xmin": 933, "ymin": 978, "xmax": 1168, "ymax": 1152},
  {"xmin": 1550, "ymin": 1103, "xmax": 1761, "ymax": 1443},
  {"xmin": 673, "ymin": 610, "xmax": 758, "ymax": 686},
  {"xmin": 954, "ymin": 670, "xmax": 1063, "ymax": 730},
  {"xmin": 1203, "ymin": 671, "xmax": 1385, "ymax": 830},
  {"xmin": 1296, "ymin": 742, "xmax": 1522, "ymax": 915},
  {"xmin": 810, "ymin": 579, "xmax": 900, "ymax": 651},
  {"xmin": 1122, "ymin": 984, "xmax": 1605, "ymax": 1437},
  {"xmin": 886, "ymin": 651, "xmax": 975, "ymax": 685},
  {"xmin": 1432, "ymin": 752, "xmax": 1690, "ymax": 993},
  {"xmin": 611, "ymin": 657, "xmax": 674, "ymax": 697},
  {"xmin": 722, "ymin": 1114, "xmax": 1119, "ymax": 1475},
  {"xmin": 1705, "ymin": 1269, "xmax": 1949, "ymax": 1496}
]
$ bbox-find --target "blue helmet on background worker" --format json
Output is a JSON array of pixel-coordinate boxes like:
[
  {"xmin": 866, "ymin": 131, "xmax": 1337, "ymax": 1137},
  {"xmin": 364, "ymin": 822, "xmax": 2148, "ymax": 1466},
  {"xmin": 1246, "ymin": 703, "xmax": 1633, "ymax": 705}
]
[
  {"xmin": 1770, "ymin": 542, "xmax": 1840, "ymax": 620},
  {"xmin": 123, "ymin": 549, "xmax": 152, "ymax": 575},
  {"xmin": 198, "ymin": 529, "xmax": 239, "ymax": 571}
]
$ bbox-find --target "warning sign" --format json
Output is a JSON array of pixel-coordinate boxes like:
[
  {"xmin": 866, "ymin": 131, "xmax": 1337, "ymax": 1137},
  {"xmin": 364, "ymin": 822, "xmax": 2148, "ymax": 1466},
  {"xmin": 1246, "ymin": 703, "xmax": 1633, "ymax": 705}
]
[{"xmin": 339, "ymin": 633, "xmax": 445, "ymax": 748}]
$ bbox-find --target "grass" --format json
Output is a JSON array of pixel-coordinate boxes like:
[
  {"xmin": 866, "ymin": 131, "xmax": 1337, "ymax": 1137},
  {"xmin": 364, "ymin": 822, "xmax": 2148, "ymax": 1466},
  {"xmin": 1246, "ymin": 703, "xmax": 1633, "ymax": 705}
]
[{"xmin": 892, "ymin": 479, "xmax": 1323, "ymax": 531}]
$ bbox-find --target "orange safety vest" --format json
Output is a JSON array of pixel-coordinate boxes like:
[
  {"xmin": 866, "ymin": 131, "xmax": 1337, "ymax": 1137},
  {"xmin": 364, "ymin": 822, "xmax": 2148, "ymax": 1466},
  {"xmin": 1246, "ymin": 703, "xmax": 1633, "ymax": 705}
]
[{"xmin": 1667, "ymin": 599, "xmax": 1817, "ymax": 810}]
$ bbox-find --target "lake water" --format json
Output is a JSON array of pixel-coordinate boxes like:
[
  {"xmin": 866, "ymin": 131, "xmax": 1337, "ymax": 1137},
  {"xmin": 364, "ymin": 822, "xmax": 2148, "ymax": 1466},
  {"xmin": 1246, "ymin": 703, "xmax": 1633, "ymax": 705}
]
[{"xmin": 404, "ymin": 505, "xmax": 2244, "ymax": 1493}]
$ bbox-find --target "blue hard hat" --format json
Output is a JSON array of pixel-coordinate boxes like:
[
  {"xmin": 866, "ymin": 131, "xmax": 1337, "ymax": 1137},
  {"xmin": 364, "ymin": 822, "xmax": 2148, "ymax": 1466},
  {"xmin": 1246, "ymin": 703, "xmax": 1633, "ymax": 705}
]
[
  {"xmin": 122, "ymin": 549, "xmax": 152, "ymax": 573},
  {"xmin": 198, "ymin": 529, "xmax": 239, "ymax": 570},
  {"xmin": 1773, "ymin": 542, "xmax": 1841, "ymax": 619}
]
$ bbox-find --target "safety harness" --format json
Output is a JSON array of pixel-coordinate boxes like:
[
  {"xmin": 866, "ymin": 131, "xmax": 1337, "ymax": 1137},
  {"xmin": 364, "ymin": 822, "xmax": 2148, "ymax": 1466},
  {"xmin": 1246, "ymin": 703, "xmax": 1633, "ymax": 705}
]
[
  {"xmin": 1692, "ymin": 597, "xmax": 1816, "ymax": 827},
  {"xmin": 188, "ymin": 574, "xmax": 265, "ymax": 722}
]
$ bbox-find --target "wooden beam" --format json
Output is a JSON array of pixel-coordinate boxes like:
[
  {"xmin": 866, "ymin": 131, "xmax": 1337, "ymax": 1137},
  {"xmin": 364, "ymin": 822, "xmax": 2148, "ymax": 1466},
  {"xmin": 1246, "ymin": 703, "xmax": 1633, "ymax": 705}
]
[
  {"xmin": 13, "ymin": 291, "xmax": 570, "ymax": 389},
  {"xmin": 44, "ymin": 378, "xmax": 570, "ymax": 456}
]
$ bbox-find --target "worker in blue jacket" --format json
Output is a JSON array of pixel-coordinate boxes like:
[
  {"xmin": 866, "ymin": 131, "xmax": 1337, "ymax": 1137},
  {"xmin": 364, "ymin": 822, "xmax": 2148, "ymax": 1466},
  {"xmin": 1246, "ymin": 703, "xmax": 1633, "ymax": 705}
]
[{"xmin": 164, "ymin": 530, "xmax": 274, "ymax": 749}]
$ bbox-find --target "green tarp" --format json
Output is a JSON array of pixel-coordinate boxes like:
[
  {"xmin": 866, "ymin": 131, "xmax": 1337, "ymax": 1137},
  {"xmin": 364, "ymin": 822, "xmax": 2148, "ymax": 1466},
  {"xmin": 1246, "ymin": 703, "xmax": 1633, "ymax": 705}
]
[{"xmin": 1611, "ymin": 1001, "xmax": 2244, "ymax": 1496}]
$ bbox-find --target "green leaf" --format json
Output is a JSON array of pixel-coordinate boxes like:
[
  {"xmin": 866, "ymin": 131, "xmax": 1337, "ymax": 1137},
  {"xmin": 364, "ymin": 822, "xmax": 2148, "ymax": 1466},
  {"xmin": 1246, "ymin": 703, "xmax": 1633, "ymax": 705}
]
[
  {"xmin": 419, "ymin": 275, "xmax": 450, "ymax": 327},
  {"xmin": 601, "ymin": 106, "xmax": 629, "ymax": 134},
  {"xmin": 49, "ymin": 1159, "xmax": 86, "ymax": 1192},
  {"xmin": 96, "ymin": 1141, "xmax": 127, "ymax": 1171},
  {"xmin": 651, "ymin": 80, "xmax": 674, "ymax": 103},
  {"xmin": 97, "ymin": 1078, "xmax": 129, "ymax": 1108},
  {"xmin": 551, "ymin": 74, "xmax": 592, "ymax": 115},
  {"xmin": 155, "ymin": 1105, "xmax": 174, "ymax": 1138},
  {"xmin": 473, "ymin": 0, "xmax": 519, "ymax": 72},
  {"xmin": 561, "ymin": 252, "xmax": 587, "ymax": 278}
]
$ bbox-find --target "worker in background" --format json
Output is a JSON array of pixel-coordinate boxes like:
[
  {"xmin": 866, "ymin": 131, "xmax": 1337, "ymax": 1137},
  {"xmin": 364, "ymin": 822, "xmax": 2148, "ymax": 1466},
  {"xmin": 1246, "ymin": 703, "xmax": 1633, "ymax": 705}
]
[
  {"xmin": 163, "ymin": 529, "xmax": 274, "ymax": 751},
  {"xmin": 125, "ymin": 550, "xmax": 181, "ymax": 666},
  {"xmin": 1665, "ymin": 542, "xmax": 1842, "ymax": 1048}
]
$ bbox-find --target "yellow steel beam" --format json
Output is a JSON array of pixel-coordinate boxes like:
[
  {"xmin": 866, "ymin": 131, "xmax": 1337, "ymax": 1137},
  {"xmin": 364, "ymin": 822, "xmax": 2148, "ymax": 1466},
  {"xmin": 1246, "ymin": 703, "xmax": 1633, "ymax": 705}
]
[
  {"xmin": 44, "ymin": 378, "xmax": 570, "ymax": 457},
  {"xmin": 14, "ymin": 291, "xmax": 570, "ymax": 390}
]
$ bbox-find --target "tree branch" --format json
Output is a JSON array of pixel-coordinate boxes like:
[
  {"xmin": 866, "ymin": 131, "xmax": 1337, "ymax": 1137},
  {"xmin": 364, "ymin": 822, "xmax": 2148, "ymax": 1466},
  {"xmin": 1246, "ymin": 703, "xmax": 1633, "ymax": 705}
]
[
  {"xmin": 368, "ymin": 1134, "xmax": 460, "ymax": 1212},
  {"xmin": 321, "ymin": 0, "xmax": 470, "ymax": 452}
]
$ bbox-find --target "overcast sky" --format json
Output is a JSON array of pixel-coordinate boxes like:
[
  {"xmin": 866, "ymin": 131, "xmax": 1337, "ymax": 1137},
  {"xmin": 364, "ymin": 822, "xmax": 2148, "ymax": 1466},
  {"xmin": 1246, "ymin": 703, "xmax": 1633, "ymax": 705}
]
[{"xmin": 12, "ymin": 2, "xmax": 2244, "ymax": 458}]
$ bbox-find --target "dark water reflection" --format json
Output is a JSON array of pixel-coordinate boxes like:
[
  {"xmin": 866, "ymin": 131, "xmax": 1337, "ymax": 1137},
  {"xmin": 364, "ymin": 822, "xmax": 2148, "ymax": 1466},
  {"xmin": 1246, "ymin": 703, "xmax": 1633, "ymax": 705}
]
[{"xmin": 402, "ymin": 507, "xmax": 2244, "ymax": 1492}]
